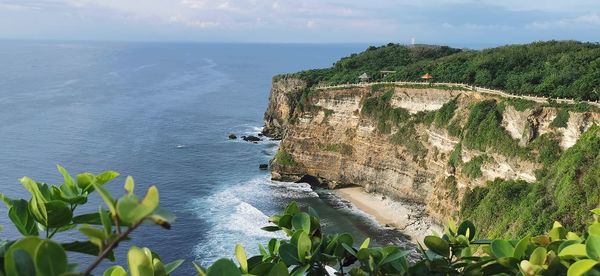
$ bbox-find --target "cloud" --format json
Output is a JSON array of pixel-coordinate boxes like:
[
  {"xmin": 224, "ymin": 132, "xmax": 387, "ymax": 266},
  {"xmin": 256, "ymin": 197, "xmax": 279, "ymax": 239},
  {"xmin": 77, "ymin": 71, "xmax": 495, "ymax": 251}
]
[{"xmin": 527, "ymin": 13, "xmax": 600, "ymax": 29}]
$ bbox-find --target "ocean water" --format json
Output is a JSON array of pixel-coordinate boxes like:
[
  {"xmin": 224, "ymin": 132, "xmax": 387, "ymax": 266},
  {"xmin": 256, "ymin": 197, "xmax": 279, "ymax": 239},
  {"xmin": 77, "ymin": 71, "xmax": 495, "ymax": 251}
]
[{"xmin": 0, "ymin": 41, "xmax": 413, "ymax": 274}]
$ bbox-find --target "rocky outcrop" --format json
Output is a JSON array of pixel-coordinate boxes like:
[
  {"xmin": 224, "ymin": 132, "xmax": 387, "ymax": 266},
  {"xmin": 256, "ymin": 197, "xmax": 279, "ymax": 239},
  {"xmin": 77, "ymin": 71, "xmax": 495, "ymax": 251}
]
[
  {"xmin": 262, "ymin": 78, "xmax": 307, "ymax": 139},
  {"xmin": 264, "ymin": 78, "xmax": 600, "ymax": 224}
]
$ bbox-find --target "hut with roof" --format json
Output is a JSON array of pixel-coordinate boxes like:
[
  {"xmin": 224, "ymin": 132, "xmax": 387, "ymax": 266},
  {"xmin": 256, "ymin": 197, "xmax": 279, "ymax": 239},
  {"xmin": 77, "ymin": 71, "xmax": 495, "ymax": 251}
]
[
  {"xmin": 358, "ymin": 73, "xmax": 370, "ymax": 83},
  {"xmin": 421, "ymin": 73, "xmax": 433, "ymax": 82}
]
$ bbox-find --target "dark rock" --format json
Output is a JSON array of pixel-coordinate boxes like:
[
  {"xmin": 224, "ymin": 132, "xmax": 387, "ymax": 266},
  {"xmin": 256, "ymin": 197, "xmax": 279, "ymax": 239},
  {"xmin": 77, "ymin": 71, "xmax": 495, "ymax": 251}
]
[
  {"xmin": 257, "ymin": 133, "xmax": 264, "ymax": 137},
  {"xmin": 228, "ymin": 134, "xmax": 237, "ymax": 140},
  {"xmin": 259, "ymin": 164, "xmax": 269, "ymax": 170},
  {"xmin": 242, "ymin": 135, "xmax": 261, "ymax": 142}
]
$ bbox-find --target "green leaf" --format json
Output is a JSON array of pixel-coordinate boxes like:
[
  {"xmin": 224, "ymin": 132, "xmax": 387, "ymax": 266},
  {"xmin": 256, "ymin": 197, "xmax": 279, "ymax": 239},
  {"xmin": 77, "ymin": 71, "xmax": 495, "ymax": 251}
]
[
  {"xmin": 148, "ymin": 207, "xmax": 176, "ymax": 229},
  {"xmin": 284, "ymin": 202, "xmax": 300, "ymax": 216},
  {"xmin": 57, "ymin": 165, "xmax": 78, "ymax": 193},
  {"xmin": 164, "ymin": 259, "xmax": 184, "ymax": 274},
  {"xmin": 207, "ymin": 259, "xmax": 241, "ymax": 276},
  {"xmin": 99, "ymin": 207, "xmax": 112, "ymax": 235},
  {"xmin": 360, "ymin": 238, "xmax": 370, "ymax": 249},
  {"xmin": 5, "ymin": 237, "xmax": 43, "ymax": 276},
  {"xmin": 292, "ymin": 213, "xmax": 310, "ymax": 234},
  {"xmin": 559, "ymin": 244, "xmax": 587, "ymax": 258},
  {"xmin": 491, "ymin": 240, "xmax": 514, "ymax": 258},
  {"xmin": 193, "ymin": 262, "xmax": 208, "ymax": 276},
  {"xmin": 424, "ymin": 236, "xmax": 450, "ymax": 257},
  {"xmin": 587, "ymin": 235, "xmax": 600, "ymax": 261},
  {"xmin": 235, "ymin": 244, "xmax": 248, "ymax": 273},
  {"xmin": 458, "ymin": 220, "xmax": 476, "ymax": 241},
  {"xmin": 529, "ymin": 247, "xmax": 547, "ymax": 265},
  {"xmin": 128, "ymin": 246, "xmax": 154, "ymax": 276},
  {"xmin": 116, "ymin": 186, "xmax": 159, "ymax": 225},
  {"xmin": 44, "ymin": 200, "xmax": 73, "ymax": 228},
  {"xmin": 62, "ymin": 241, "xmax": 115, "ymax": 261},
  {"xmin": 80, "ymin": 225, "xmax": 107, "ymax": 249},
  {"xmin": 104, "ymin": 266, "xmax": 127, "ymax": 276},
  {"xmin": 34, "ymin": 239, "xmax": 68, "ymax": 276},
  {"xmin": 568, "ymin": 259, "xmax": 598, "ymax": 276},
  {"xmin": 12, "ymin": 249, "xmax": 36, "ymax": 276},
  {"xmin": 267, "ymin": 261, "xmax": 289, "ymax": 276},
  {"xmin": 513, "ymin": 235, "xmax": 531, "ymax": 259},
  {"xmin": 76, "ymin": 173, "xmax": 96, "ymax": 190},
  {"xmin": 297, "ymin": 231, "xmax": 311, "ymax": 261},
  {"xmin": 8, "ymin": 199, "xmax": 38, "ymax": 236},
  {"xmin": 21, "ymin": 177, "xmax": 48, "ymax": 225},
  {"xmin": 124, "ymin": 176, "xmax": 135, "ymax": 194},
  {"xmin": 95, "ymin": 171, "xmax": 120, "ymax": 185},
  {"xmin": 261, "ymin": 226, "xmax": 282, "ymax": 232},
  {"xmin": 279, "ymin": 243, "xmax": 299, "ymax": 266},
  {"xmin": 590, "ymin": 223, "xmax": 600, "ymax": 236},
  {"xmin": 290, "ymin": 264, "xmax": 310, "ymax": 276},
  {"xmin": 93, "ymin": 182, "xmax": 117, "ymax": 216}
]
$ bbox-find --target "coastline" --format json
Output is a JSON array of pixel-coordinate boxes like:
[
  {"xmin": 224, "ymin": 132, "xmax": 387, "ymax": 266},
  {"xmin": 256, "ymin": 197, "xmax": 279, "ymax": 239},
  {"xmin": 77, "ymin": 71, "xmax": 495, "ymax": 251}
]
[{"xmin": 334, "ymin": 186, "xmax": 443, "ymax": 243}]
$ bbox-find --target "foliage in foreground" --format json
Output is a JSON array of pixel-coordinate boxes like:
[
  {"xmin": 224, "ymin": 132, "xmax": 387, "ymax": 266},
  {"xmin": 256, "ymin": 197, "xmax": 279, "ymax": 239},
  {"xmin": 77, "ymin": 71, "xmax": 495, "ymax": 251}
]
[
  {"xmin": 0, "ymin": 166, "xmax": 183, "ymax": 275},
  {"xmin": 4, "ymin": 168, "xmax": 600, "ymax": 276},
  {"xmin": 198, "ymin": 201, "xmax": 600, "ymax": 276}
]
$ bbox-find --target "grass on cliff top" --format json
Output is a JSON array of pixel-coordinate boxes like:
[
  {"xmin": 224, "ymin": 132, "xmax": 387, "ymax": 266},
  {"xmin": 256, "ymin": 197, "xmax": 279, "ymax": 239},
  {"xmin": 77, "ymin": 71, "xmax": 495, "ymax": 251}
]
[{"xmin": 461, "ymin": 124, "xmax": 600, "ymax": 238}]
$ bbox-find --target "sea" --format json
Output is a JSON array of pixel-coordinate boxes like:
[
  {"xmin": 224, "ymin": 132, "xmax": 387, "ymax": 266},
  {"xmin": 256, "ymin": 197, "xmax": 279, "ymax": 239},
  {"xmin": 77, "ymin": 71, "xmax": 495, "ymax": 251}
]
[{"xmin": 0, "ymin": 41, "xmax": 414, "ymax": 274}]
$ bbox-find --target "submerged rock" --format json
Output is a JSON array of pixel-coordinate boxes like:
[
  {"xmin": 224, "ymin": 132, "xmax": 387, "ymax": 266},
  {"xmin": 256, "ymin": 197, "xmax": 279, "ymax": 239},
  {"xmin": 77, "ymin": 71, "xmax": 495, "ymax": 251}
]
[
  {"xmin": 228, "ymin": 134, "xmax": 237, "ymax": 140},
  {"xmin": 259, "ymin": 164, "xmax": 269, "ymax": 170}
]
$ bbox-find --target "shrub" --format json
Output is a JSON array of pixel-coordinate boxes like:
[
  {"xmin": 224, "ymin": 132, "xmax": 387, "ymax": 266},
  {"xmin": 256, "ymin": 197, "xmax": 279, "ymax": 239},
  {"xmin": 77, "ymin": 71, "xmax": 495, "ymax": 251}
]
[
  {"xmin": 434, "ymin": 97, "xmax": 458, "ymax": 127},
  {"xmin": 0, "ymin": 166, "xmax": 183, "ymax": 276},
  {"xmin": 274, "ymin": 150, "xmax": 297, "ymax": 166},
  {"xmin": 462, "ymin": 155, "xmax": 487, "ymax": 179},
  {"xmin": 550, "ymin": 109, "xmax": 570, "ymax": 128},
  {"xmin": 200, "ymin": 201, "xmax": 600, "ymax": 276},
  {"xmin": 462, "ymin": 100, "xmax": 527, "ymax": 157}
]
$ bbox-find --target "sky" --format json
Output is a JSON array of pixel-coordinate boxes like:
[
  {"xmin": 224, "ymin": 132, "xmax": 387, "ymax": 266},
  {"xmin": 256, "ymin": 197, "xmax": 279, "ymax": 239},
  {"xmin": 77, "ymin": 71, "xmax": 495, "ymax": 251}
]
[{"xmin": 0, "ymin": 0, "xmax": 599, "ymax": 45}]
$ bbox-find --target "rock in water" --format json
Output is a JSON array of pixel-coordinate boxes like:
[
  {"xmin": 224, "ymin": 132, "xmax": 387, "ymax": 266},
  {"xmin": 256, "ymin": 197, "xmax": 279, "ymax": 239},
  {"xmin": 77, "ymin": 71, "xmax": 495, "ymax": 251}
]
[
  {"xmin": 259, "ymin": 164, "xmax": 269, "ymax": 170},
  {"xmin": 228, "ymin": 134, "xmax": 237, "ymax": 139},
  {"xmin": 243, "ymin": 135, "xmax": 261, "ymax": 142}
]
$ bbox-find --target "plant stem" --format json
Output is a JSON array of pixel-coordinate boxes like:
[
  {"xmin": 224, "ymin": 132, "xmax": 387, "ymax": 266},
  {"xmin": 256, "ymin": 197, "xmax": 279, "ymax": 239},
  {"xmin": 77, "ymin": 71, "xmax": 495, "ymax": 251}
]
[
  {"xmin": 82, "ymin": 221, "xmax": 142, "ymax": 276},
  {"xmin": 48, "ymin": 227, "xmax": 59, "ymax": 239}
]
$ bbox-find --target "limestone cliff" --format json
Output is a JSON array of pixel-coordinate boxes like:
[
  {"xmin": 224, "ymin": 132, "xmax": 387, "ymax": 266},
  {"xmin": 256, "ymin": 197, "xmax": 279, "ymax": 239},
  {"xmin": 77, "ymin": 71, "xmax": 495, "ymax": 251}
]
[{"xmin": 263, "ymin": 78, "xmax": 600, "ymax": 225}]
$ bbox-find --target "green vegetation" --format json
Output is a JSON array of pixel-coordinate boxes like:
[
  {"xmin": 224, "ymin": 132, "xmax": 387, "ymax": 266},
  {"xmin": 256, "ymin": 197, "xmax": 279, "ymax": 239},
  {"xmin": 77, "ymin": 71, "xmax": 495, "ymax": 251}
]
[
  {"xmin": 502, "ymin": 98, "xmax": 540, "ymax": 111},
  {"xmin": 274, "ymin": 150, "xmax": 297, "ymax": 166},
  {"xmin": 200, "ymin": 201, "xmax": 600, "ymax": 276},
  {"xmin": 462, "ymin": 125, "xmax": 600, "ymax": 238},
  {"xmin": 551, "ymin": 109, "xmax": 570, "ymax": 128},
  {"xmin": 462, "ymin": 155, "xmax": 487, "ymax": 179},
  {"xmin": 0, "ymin": 166, "xmax": 183, "ymax": 276},
  {"xmin": 448, "ymin": 143, "xmax": 462, "ymax": 168},
  {"xmin": 280, "ymin": 41, "xmax": 600, "ymax": 101},
  {"xmin": 2, "ymin": 164, "xmax": 600, "ymax": 275},
  {"xmin": 434, "ymin": 97, "xmax": 458, "ymax": 127},
  {"xmin": 324, "ymin": 143, "xmax": 353, "ymax": 155},
  {"xmin": 529, "ymin": 133, "xmax": 562, "ymax": 167},
  {"xmin": 361, "ymin": 89, "xmax": 411, "ymax": 133},
  {"xmin": 462, "ymin": 100, "xmax": 527, "ymax": 157}
]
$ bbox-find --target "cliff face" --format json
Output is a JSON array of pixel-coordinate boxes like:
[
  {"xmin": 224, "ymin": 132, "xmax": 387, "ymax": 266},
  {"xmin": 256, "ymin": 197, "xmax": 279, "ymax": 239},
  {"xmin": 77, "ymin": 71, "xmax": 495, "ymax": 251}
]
[{"xmin": 264, "ymin": 78, "xmax": 600, "ymax": 224}]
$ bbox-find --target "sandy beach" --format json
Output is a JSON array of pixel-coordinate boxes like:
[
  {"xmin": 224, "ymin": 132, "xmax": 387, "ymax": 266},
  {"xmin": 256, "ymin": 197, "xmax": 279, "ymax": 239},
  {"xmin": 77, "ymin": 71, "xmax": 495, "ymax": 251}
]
[{"xmin": 335, "ymin": 186, "xmax": 442, "ymax": 243}]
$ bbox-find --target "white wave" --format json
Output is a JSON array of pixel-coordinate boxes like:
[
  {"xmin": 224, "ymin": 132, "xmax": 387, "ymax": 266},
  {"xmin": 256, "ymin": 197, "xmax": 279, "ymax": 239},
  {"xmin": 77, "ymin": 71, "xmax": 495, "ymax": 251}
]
[{"xmin": 192, "ymin": 176, "xmax": 318, "ymax": 265}]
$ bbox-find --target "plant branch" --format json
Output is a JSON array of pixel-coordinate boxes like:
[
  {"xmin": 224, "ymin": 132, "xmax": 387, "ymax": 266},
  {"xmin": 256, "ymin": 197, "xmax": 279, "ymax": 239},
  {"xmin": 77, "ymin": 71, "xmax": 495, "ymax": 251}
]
[{"xmin": 82, "ymin": 221, "xmax": 142, "ymax": 276}]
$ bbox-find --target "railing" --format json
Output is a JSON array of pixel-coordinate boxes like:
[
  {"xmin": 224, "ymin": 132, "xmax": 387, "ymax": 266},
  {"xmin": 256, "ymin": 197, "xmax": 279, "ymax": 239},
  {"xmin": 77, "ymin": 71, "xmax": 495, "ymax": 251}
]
[{"xmin": 313, "ymin": 81, "xmax": 600, "ymax": 108}]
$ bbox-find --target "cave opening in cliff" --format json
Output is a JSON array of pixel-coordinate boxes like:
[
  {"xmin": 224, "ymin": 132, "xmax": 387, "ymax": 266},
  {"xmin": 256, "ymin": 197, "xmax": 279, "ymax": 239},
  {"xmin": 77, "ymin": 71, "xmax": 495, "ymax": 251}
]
[{"xmin": 296, "ymin": 174, "xmax": 321, "ymax": 186}]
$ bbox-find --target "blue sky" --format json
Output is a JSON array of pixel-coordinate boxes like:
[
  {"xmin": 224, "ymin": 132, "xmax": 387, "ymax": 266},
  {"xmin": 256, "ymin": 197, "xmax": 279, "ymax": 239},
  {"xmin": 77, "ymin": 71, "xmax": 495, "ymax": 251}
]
[{"xmin": 1, "ymin": 0, "xmax": 599, "ymax": 45}]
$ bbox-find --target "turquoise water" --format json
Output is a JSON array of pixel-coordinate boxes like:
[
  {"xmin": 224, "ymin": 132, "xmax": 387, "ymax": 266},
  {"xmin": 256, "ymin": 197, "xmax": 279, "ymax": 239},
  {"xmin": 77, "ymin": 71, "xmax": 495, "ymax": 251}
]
[{"xmin": 0, "ymin": 41, "xmax": 413, "ymax": 274}]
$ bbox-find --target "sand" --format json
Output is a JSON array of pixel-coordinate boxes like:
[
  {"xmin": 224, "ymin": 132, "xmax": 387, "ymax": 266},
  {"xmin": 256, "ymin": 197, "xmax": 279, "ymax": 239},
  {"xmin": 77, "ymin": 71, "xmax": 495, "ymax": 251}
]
[{"xmin": 335, "ymin": 186, "xmax": 442, "ymax": 243}]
